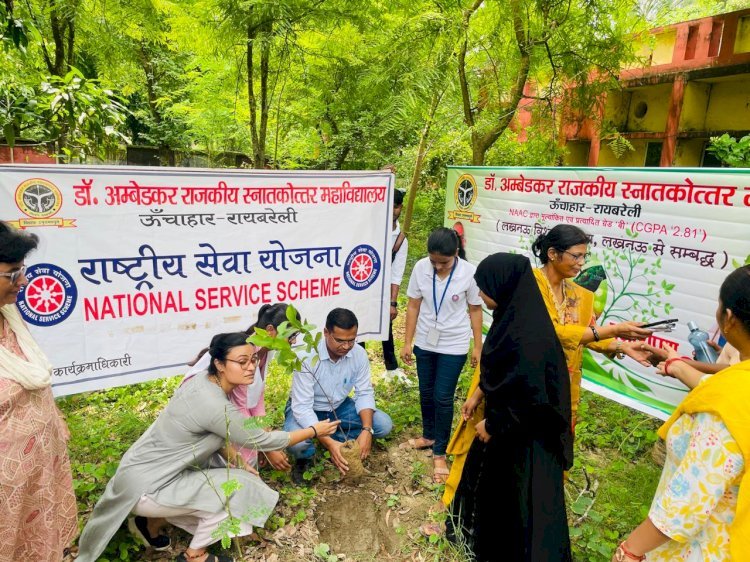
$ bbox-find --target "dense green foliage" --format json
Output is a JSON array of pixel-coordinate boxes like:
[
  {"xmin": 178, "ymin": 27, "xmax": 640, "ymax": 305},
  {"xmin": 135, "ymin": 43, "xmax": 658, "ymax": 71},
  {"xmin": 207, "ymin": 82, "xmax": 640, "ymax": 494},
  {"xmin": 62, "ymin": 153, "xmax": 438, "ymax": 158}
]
[
  {"xmin": 708, "ymin": 133, "xmax": 750, "ymax": 168},
  {"xmin": 0, "ymin": 2, "xmax": 660, "ymax": 166}
]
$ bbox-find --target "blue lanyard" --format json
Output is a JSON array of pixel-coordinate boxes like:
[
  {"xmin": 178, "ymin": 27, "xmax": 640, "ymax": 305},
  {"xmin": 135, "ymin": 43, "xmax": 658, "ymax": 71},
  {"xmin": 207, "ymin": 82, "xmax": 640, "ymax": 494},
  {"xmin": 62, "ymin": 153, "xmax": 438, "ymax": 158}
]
[{"xmin": 433, "ymin": 258, "xmax": 457, "ymax": 321}]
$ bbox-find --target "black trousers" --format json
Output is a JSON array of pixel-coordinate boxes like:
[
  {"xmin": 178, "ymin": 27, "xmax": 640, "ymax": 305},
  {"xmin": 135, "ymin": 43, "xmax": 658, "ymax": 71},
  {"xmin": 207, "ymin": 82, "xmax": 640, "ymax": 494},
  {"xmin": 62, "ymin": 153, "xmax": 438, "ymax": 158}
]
[{"xmin": 359, "ymin": 319, "xmax": 398, "ymax": 370}]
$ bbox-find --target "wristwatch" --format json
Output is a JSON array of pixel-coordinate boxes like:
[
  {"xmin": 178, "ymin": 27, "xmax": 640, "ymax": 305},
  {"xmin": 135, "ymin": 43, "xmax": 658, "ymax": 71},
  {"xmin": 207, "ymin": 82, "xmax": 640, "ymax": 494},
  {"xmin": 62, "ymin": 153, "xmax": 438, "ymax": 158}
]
[
  {"xmin": 362, "ymin": 426, "xmax": 374, "ymax": 435},
  {"xmin": 390, "ymin": 301, "xmax": 398, "ymax": 307}
]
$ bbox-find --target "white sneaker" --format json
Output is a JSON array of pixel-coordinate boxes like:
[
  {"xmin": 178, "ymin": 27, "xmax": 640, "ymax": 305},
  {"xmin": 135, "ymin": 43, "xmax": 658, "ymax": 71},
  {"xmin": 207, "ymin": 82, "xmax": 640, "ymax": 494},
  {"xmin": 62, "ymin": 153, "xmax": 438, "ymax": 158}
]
[{"xmin": 385, "ymin": 368, "xmax": 411, "ymax": 385}]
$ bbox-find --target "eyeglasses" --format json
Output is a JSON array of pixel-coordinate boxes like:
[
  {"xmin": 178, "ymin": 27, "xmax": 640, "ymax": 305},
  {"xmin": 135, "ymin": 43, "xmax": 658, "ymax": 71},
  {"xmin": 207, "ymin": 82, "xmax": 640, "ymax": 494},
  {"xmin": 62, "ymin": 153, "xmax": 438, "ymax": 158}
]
[
  {"xmin": 330, "ymin": 335, "xmax": 357, "ymax": 347},
  {"xmin": 0, "ymin": 265, "xmax": 27, "ymax": 285},
  {"xmin": 562, "ymin": 251, "xmax": 591, "ymax": 263},
  {"xmin": 226, "ymin": 357, "xmax": 257, "ymax": 370}
]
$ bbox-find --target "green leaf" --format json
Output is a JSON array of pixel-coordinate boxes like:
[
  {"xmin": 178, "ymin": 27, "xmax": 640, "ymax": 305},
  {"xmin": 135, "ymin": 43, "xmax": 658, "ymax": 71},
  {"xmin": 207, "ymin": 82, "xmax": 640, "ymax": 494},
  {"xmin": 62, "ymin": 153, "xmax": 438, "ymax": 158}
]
[
  {"xmin": 571, "ymin": 495, "xmax": 593, "ymax": 515},
  {"xmin": 221, "ymin": 478, "xmax": 243, "ymax": 497},
  {"xmin": 314, "ymin": 543, "xmax": 331, "ymax": 557},
  {"xmin": 2, "ymin": 124, "xmax": 15, "ymax": 147},
  {"xmin": 286, "ymin": 304, "xmax": 299, "ymax": 325}
]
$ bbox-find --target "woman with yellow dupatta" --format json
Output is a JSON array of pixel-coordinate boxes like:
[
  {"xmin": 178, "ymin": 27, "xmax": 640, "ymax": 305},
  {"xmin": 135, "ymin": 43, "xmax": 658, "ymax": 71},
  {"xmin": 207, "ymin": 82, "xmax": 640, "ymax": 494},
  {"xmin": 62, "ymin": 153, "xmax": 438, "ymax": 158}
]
[
  {"xmin": 612, "ymin": 265, "xmax": 750, "ymax": 562},
  {"xmin": 441, "ymin": 364, "xmax": 483, "ymax": 506},
  {"xmin": 531, "ymin": 224, "xmax": 653, "ymax": 425},
  {"xmin": 442, "ymin": 224, "xmax": 652, "ymax": 507}
]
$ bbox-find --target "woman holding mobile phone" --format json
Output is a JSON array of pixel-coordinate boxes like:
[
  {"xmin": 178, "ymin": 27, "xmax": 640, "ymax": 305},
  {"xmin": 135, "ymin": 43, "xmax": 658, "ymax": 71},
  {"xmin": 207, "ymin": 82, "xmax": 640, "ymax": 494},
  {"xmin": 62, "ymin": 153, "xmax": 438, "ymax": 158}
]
[{"xmin": 530, "ymin": 225, "xmax": 653, "ymax": 426}]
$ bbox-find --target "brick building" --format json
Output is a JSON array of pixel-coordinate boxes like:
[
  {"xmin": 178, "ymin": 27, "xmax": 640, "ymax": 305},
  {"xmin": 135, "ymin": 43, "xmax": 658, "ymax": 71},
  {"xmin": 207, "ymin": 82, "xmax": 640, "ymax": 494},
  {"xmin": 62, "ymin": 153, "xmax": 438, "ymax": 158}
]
[{"xmin": 560, "ymin": 8, "xmax": 750, "ymax": 167}]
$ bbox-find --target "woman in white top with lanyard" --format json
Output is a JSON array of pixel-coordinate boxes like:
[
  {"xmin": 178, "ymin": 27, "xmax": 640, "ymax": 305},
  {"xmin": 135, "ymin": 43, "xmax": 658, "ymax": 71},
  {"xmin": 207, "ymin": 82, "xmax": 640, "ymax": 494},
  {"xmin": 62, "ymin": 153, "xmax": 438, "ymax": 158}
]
[{"xmin": 401, "ymin": 227, "xmax": 484, "ymax": 483}]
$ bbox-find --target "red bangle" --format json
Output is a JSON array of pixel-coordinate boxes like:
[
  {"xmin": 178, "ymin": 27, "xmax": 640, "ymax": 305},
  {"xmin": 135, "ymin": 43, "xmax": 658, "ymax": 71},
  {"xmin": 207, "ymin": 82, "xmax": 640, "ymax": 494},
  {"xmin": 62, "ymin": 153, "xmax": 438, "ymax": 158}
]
[
  {"xmin": 617, "ymin": 541, "xmax": 646, "ymax": 561},
  {"xmin": 663, "ymin": 356, "xmax": 691, "ymax": 376}
]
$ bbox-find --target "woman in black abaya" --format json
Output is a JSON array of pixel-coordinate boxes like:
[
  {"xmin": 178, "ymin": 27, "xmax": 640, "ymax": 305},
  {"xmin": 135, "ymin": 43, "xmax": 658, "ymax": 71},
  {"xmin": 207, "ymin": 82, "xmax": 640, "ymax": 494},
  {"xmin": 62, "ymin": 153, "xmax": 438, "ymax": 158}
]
[{"xmin": 448, "ymin": 253, "xmax": 573, "ymax": 562}]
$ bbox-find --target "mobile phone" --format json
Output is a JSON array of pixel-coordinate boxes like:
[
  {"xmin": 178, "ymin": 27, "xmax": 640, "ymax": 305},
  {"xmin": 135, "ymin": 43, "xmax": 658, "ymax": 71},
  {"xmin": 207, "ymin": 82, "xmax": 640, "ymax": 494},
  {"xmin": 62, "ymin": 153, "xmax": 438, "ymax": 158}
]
[
  {"xmin": 648, "ymin": 325, "xmax": 675, "ymax": 332},
  {"xmin": 641, "ymin": 318, "xmax": 679, "ymax": 328}
]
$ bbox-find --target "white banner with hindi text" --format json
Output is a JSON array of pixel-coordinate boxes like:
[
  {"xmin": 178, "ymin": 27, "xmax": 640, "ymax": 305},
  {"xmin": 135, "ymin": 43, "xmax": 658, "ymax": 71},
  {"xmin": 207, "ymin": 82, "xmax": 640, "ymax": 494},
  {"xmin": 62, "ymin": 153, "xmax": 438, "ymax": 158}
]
[
  {"xmin": 0, "ymin": 165, "xmax": 393, "ymax": 396},
  {"xmin": 445, "ymin": 166, "xmax": 750, "ymax": 419}
]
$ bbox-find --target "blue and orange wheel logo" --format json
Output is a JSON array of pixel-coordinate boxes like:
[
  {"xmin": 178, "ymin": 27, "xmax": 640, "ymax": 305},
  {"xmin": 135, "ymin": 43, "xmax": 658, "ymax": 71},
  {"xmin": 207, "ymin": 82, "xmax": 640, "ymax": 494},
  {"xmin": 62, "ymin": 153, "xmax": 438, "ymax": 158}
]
[
  {"xmin": 16, "ymin": 263, "xmax": 77, "ymax": 326},
  {"xmin": 343, "ymin": 245, "xmax": 381, "ymax": 291}
]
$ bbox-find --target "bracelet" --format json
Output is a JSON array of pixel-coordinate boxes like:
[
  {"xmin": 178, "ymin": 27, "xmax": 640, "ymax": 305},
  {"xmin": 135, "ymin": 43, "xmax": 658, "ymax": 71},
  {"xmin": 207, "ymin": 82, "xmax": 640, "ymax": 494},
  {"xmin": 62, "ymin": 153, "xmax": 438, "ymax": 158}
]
[
  {"xmin": 590, "ymin": 325, "xmax": 600, "ymax": 342},
  {"xmin": 615, "ymin": 541, "xmax": 646, "ymax": 561},
  {"xmin": 664, "ymin": 356, "xmax": 691, "ymax": 376},
  {"xmin": 390, "ymin": 301, "xmax": 398, "ymax": 307},
  {"xmin": 309, "ymin": 425, "xmax": 318, "ymax": 438},
  {"xmin": 615, "ymin": 340, "xmax": 624, "ymax": 359}
]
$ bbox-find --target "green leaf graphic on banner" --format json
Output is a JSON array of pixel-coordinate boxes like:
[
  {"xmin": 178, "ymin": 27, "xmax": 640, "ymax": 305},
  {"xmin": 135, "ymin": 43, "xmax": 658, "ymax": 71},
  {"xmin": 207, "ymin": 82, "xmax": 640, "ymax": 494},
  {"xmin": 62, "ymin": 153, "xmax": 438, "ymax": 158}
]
[{"xmin": 626, "ymin": 375, "xmax": 652, "ymax": 394}]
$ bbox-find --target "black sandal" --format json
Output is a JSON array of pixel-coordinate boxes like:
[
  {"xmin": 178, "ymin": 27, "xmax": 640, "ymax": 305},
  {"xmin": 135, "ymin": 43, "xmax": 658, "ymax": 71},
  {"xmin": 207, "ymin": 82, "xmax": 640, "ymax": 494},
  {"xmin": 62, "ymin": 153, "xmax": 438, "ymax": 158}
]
[{"xmin": 127, "ymin": 516, "xmax": 171, "ymax": 551}]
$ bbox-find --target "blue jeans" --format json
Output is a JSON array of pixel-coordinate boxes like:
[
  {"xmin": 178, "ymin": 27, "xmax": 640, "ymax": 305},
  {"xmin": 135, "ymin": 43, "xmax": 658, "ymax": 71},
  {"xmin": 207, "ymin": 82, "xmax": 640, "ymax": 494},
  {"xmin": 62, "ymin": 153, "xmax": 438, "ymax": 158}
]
[
  {"xmin": 413, "ymin": 346, "xmax": 467, "ymax": 456},
  {"xmin": 283, "ymin": 397, "xmax": 393, "ymax": 460}
]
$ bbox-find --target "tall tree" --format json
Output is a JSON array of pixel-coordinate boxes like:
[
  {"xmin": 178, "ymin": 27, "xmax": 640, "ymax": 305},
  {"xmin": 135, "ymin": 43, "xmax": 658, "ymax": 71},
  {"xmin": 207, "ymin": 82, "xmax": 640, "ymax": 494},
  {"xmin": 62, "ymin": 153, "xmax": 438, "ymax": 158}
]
[{"xmin": 455, "ymin": 0, "xmax": 639, "ymax": 166}]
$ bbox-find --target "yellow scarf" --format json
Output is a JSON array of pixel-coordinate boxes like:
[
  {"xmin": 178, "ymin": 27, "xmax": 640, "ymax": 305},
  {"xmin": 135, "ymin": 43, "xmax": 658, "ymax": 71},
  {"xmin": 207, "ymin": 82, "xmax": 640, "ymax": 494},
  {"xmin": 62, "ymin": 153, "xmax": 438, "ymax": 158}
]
[
  {"xmin": 442, "ymin": 365, "xmax": 484, "ymax": 506},
  {"xmin": 658, "ymin": 359, "xmax": 750, "ymax": 561}
]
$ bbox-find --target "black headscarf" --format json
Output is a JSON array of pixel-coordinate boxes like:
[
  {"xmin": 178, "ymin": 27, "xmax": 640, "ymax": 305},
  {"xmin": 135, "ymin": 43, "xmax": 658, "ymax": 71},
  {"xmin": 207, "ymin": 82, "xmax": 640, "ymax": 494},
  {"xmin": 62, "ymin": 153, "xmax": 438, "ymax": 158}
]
[{"xmin": 474, "ymin": 253, "xmax": 573, "ymax": 468}]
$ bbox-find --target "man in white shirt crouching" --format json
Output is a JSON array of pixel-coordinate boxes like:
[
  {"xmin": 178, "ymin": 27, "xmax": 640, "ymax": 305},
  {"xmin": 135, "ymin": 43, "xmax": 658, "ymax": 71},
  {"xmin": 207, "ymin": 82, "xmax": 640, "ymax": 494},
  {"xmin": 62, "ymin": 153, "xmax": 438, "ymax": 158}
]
[{"xmin": 283, "ymin": 308, "xmax": 393, "ymax": 484}]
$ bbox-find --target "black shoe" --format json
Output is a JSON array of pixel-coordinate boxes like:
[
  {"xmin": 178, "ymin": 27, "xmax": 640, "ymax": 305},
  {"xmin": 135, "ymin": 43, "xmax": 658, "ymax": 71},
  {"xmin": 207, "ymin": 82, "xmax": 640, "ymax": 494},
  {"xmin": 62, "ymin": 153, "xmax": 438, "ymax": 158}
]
[
  {"xmin": 291, "ymin": 458, "xmax": 313, "ymax": 485},
  {"xmin": 128, "ymin": 515, "xmax": 171, "ymax": 550}
]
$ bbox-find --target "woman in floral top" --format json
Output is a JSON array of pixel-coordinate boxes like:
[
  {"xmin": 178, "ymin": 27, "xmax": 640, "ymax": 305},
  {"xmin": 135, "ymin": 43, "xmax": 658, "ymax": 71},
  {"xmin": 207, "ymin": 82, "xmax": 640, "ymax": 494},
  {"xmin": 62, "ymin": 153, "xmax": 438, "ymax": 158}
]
[
  {"xmin": 612, "ymin": 265, "xmax": 750, "ymax": 562},
  {"xmin": 531, "ymin": 225, "xmax": 652, "ymax": 425}
]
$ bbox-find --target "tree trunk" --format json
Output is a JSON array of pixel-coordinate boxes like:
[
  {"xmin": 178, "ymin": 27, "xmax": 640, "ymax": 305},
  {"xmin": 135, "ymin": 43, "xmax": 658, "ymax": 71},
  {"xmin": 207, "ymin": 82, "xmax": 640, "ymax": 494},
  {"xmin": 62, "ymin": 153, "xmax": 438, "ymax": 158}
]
[
  {"xmin": 45, "ymin": 0, "xmax": 76, "ymax": 161},
  {"xmin": 402, "ymin": 89, "xmax": 443, "ymax": 237},
  {"xmin": 46, "ymin": 0, "xmax": 75, "ymax": 76},
  {"xmin": 247, "ymin": 16, "xmax": 272, "ymax": 169},
  {"xmin": 258, "ymin": 25, "xmax": 270, "ymax": 167},
  {"xmin": 470, "ymin": 137, "xmax": 485, "ymax": 166},
  {"xmin": 457, "ymin": 0, "xmax": 530, "ymax": 167},
  {"xmin": 247, "ymin": 22, "xmax": 261, "ymax": 167}
]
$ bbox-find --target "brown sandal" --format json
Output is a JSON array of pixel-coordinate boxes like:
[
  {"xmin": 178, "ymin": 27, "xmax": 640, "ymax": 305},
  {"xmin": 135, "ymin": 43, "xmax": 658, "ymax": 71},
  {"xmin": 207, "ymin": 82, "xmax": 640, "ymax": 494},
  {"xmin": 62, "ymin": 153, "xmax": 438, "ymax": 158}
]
[
  {"xmin": 399, "ymin": 437, "xmax": 434, "ymax": 450},
  {"xmin": 432, "ymin": 466, "xmax": 450, "ymax": 484},
  {"xmin": 432, "ymin": 456, "xmax": 450, "ymax": 484}
]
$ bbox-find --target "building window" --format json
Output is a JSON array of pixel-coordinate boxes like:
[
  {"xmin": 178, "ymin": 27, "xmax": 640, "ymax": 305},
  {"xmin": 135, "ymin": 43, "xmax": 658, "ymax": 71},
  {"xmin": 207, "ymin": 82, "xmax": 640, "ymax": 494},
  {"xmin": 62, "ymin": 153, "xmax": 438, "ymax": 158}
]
[{"xmin": 644, "ymin": 142, "xmax": 663, "ymax": 167}]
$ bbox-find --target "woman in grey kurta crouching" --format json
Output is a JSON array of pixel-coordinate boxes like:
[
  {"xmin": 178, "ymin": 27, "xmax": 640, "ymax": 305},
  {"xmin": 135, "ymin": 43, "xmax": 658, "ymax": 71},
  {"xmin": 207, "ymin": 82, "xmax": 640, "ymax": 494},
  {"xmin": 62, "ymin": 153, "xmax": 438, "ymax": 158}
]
[{"xmin": 76, "ymin": 332, "xmax": 340, "ymax": 562}]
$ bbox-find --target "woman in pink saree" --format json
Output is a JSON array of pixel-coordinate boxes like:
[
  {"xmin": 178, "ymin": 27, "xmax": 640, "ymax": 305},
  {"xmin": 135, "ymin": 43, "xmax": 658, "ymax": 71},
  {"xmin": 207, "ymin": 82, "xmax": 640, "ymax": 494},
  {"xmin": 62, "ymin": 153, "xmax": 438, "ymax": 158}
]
[{"xmin": 0, "ymin": 221, "xmax": 77, "ymax": 562}]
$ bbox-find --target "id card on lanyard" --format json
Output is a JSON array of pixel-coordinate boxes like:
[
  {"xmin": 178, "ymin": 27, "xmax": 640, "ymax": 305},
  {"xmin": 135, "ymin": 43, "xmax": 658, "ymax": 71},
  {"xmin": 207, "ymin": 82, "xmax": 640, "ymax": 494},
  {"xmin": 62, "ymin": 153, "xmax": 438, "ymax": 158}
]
[{"xmin": 427, "ymin": 259, "xmax": 457, "ymax": 346}]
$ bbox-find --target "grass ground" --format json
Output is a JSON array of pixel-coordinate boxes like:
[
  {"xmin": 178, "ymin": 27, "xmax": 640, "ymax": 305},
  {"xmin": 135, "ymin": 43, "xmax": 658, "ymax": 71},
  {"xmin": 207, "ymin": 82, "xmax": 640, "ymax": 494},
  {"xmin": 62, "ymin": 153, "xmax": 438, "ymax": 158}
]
[{"xmin": 59, "ymin": 323, "xmax": 664, "ymax": 561}]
